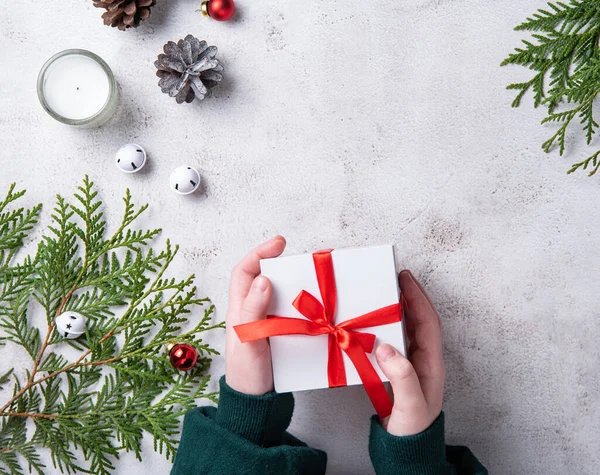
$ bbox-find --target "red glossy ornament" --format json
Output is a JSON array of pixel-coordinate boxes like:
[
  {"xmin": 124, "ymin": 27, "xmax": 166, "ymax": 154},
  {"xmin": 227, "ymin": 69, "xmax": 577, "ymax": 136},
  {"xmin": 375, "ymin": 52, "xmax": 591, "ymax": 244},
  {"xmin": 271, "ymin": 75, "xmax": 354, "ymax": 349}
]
[
  {"xmin": 201, "ymin": 0, "xmax": 235, "ymax": 21},
  {"xmin": 169, "ymin": 343, "xmax": 198, "ymax": 371}
]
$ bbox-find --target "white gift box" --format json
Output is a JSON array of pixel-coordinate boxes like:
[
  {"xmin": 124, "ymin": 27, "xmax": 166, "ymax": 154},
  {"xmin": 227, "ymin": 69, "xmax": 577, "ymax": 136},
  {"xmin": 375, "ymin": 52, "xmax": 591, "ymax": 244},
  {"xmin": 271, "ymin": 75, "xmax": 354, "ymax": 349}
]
[{"xmin": 260, "ymin": 244, "xmax": 407, "ymax": 394}]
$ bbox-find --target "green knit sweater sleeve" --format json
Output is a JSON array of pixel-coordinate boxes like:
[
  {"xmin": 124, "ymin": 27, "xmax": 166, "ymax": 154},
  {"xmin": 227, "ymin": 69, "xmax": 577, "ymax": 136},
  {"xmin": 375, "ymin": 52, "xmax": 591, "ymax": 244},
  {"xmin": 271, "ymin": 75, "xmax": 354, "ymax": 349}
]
[
  {"xmin": 170, "ymin": 376, "xmax": 327, "ymax": 475},
  {"xmin": 368, "ymin": 412, "xmax": 488, "ymax": 475}
]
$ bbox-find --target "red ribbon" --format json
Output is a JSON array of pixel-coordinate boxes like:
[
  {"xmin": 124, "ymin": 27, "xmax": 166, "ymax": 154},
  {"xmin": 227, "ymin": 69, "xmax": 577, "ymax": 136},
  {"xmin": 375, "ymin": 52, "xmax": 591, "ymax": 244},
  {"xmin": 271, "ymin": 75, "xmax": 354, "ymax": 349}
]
[{"xmin": 234, "ymin": 250, "xmax": 402, "ymax": 419}]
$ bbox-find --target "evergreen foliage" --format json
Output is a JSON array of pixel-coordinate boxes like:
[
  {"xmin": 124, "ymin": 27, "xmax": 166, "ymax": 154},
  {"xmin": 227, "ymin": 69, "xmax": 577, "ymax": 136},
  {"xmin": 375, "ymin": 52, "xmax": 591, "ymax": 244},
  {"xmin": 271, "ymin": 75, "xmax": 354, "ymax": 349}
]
[
  {"xmin": 501, "ymin": 0, "xmax": 600, "ymax": 175},
  {"xmin": 0, "ymin": 178, "xmax": 222, "ymax": 474}
]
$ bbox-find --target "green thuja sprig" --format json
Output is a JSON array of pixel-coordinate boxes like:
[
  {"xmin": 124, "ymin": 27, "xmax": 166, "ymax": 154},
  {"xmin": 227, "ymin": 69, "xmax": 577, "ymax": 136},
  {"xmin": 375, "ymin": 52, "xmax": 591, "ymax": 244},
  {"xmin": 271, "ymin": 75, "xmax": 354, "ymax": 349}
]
[
  {"xmin": 0, "ymin": 177, "xmax": 223, "ymax": 475},
  {"xmin": 501, "ymin": 0, "xmax": 600, "ymax": 176}
]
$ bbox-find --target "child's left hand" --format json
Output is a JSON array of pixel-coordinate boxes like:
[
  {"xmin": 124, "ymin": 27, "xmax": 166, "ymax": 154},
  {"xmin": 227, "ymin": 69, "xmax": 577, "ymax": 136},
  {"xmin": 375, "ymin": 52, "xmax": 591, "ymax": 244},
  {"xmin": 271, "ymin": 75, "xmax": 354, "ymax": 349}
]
[{"xmin": 224, "ymin": 236, "xmax": 287, "ymax": 395}]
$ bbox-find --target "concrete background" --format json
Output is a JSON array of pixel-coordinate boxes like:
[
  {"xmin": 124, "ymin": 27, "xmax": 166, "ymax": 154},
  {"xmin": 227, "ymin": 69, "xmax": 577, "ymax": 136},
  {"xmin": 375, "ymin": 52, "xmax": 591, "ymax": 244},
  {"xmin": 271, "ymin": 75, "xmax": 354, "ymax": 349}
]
[{"xmin": 1, "ymin": 0, "xmax": 599, "ymax": 473}]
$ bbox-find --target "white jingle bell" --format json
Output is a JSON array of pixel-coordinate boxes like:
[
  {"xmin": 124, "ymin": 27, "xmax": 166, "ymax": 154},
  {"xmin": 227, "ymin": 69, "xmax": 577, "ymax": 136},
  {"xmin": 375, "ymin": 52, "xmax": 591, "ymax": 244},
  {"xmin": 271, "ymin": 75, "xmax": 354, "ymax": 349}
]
[
  {"xmin": 170, "ymin": 166, "xmax": 201, "ymax": 195},
  {"xmin": 55, "ymin": 311, "xmax": 87, "ymax": 339},
  {"xmin": 115, "ymin": 143, "xmax": 147, "ymax": 173}
]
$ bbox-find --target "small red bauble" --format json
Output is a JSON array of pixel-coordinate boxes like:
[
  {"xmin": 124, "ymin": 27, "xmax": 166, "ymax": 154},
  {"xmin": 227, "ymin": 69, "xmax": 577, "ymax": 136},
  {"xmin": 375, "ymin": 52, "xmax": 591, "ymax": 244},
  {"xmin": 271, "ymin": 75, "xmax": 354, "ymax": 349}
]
[
  {"xmin": 169, "ymin": 343, "xmax": 198, "ymax": 371},
  {"xmin": 201, "ymin": 0, "xmax": 235, "ymax": 21}
]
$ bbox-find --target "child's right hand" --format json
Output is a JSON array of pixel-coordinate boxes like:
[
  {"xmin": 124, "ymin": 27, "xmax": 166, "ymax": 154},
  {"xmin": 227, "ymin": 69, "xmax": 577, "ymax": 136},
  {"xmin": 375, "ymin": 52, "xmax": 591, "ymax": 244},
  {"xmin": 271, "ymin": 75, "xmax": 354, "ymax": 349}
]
[{"xmin": 375, "ymin": 270, "xmax": 446, "ymax": 436}]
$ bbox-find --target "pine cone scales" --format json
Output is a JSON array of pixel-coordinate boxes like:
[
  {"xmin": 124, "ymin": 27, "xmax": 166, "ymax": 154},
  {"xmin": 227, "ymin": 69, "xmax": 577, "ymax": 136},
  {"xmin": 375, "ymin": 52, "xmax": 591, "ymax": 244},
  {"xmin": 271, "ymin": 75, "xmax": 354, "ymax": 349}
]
[
  {"xmin": 93, "ymin": 0, "xmax": 155, "ymax": 30},
  {"xmin": 155, "ymin": 35, "xmax": 224, "ymax": 104}
]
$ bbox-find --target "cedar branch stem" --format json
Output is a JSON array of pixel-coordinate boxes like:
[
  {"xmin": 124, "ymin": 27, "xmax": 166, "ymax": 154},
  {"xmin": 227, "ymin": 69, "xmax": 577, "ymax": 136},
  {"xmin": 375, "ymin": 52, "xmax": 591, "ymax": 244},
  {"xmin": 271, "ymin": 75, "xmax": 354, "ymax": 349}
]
[
  {"xmin": 1, "ymin": 287, "xmax": 78, "ymax": 413},
  {"xmin": 28, "ymin": 288, "xmax": 75, "ymax": 382},
  {"xmin": 0, "ymin": 411, "xmax": 57, "ymax": 419}
]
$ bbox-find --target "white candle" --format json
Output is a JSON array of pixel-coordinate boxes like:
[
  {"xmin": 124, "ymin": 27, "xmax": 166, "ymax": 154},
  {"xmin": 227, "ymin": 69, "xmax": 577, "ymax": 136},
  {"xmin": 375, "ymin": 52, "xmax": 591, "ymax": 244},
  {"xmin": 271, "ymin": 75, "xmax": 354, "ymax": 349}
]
[{"xmin": 37, "ymin": 50, "xmax": 118, "ymax": 126}]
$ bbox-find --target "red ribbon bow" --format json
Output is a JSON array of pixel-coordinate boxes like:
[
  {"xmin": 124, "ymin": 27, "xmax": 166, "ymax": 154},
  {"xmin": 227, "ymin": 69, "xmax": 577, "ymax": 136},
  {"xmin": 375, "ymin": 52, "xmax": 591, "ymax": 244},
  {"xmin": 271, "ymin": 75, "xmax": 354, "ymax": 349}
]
[{"xmin": 234, "ymin": 250, "xmax": 402, "ymax": 419}]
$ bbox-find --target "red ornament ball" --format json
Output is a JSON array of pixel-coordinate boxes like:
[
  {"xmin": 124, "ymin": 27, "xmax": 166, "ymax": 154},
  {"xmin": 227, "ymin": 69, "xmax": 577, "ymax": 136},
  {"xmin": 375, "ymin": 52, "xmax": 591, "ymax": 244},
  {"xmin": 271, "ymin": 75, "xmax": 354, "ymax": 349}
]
[
  {"xmin": 203, "ymin": 0, "xmax": 235, "ymax": 21},
  {"xmin": 169, "ymin": 343, "xmax": 198, "ymax": 371}
]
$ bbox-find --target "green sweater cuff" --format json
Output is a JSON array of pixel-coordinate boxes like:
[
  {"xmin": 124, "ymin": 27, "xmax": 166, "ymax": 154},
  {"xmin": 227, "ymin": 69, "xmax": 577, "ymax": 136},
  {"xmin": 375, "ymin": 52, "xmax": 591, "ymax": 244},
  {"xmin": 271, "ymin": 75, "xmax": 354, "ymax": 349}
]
[
  {"xmin": 369, "ymin": 412, "xmax": 449, "ymax": 475},
  {"xmin": 215, "ymin": 376, "xmax": 295, "ymax": 447}
]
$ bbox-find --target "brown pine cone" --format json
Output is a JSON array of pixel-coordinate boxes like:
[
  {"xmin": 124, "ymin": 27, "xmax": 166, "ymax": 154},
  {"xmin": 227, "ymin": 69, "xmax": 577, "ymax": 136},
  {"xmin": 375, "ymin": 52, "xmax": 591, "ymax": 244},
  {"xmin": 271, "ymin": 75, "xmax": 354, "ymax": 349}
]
[{"xmin": 93, "ymin": 0, "xmax": 156, "ymax": 30}]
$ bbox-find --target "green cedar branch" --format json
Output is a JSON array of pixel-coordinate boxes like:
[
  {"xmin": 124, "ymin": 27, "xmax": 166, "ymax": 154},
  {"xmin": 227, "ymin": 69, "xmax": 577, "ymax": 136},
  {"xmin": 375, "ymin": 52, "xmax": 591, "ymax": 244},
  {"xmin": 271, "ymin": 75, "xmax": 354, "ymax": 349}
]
[
  {"xmin": 501, "ymin": 0, "xmax": 600, "ymax": 175},
  {"xmin": 0, "ymin": 178, "xmax": 223, "ymax": 475}
]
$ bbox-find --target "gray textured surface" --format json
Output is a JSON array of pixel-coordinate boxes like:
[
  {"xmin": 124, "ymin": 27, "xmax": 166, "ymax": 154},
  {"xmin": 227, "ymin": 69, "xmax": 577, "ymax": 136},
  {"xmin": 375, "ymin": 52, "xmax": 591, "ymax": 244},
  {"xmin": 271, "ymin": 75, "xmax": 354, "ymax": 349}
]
[{"xmin": 1, "ymin": 0, "xmax": 599, "ymax": 474}]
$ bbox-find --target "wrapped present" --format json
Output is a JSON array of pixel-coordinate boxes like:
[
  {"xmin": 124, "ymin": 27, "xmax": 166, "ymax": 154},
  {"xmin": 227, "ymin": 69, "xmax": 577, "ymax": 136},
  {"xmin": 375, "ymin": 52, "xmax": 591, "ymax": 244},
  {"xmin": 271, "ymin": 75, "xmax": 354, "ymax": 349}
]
[{"xmin": 235, "ymin": 245, "xmax": 406, "ymax": 418}]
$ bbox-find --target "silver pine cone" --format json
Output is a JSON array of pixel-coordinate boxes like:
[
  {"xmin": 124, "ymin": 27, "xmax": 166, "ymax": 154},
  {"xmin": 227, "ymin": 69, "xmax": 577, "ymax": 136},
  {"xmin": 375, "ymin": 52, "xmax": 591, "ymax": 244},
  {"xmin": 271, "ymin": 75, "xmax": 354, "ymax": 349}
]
[{"xmin": 155, "ymin": 35, "xmax": 224, "ymax": 104}]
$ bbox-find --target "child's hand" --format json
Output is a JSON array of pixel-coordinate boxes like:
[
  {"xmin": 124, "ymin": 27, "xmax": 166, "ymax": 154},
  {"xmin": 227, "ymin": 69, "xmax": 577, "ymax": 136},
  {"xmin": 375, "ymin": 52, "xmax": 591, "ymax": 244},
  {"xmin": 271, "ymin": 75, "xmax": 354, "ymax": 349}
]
[
  {"xmin": 225, "ymin": 236, "xmax": 287, "ymax": 395},
  {"xmin": 376, "ymin": 270, "xmax": 445, "ymax": 436}
]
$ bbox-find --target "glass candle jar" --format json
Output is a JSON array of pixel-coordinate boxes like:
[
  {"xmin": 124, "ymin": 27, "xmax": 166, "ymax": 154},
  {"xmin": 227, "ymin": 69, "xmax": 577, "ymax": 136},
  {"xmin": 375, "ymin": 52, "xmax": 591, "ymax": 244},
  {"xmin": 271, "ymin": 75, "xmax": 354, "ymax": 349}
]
[{"xmin": 37, "ymin": 49, "xmax": 118, "ymax": 127}]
